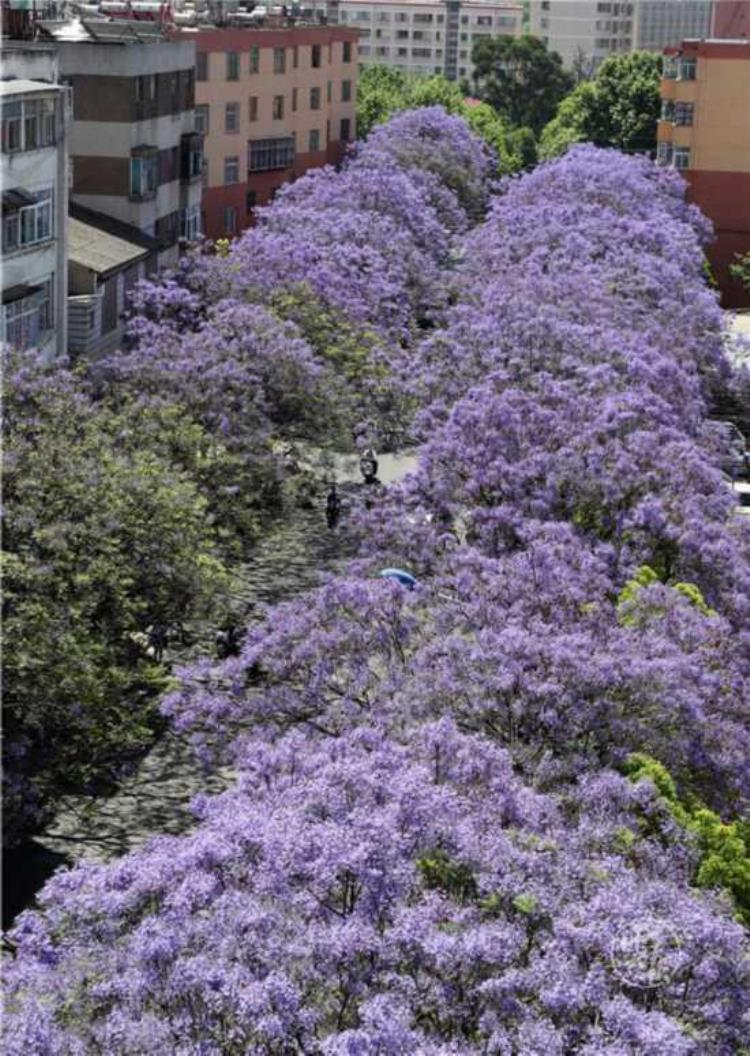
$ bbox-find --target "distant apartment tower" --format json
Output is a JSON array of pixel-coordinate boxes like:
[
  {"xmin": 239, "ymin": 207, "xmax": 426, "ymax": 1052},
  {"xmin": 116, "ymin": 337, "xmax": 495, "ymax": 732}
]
[
  {"xmin": 179, "ymin": 24, "xmax": 358, "ymax": 241},
  {"xmin": 657, "ymin": 38, "xmax": 750, "ymax": 306},
  {"xmin": 1, "ymin": 43, "xmax": 69, "ymax": 357},
  {"xmin": 712, "ymin": 0, "xmax": 750, "ymax": 38},
  {"xmin": 529, "ymin": 1, "xmax": 712, "ymax": 72},
  {"xmin": 331, "ymin": 0, "xmax": 522, "ymax": 81},
  {"xmin": 39, "ymin": 20, "xmax": 202, "ymax": 267}
]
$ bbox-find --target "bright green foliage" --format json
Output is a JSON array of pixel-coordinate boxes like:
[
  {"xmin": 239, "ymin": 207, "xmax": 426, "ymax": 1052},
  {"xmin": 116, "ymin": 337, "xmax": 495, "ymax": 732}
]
[
  {"xmin": 616, "ymin": 565, "xmax": 716, "ymax": 625},
  {"xmin": 512, "ymin": 893, "xmax": 539, "ymax": 915},
  {"xmin": 3, "ymin": 357, "xmax": 228, "ymax": 844},
  {"xmin": 540, "ymin": 52, "xmax": 661, "ymax": 159},
  {"xmin": 356, "ymin": 65, "xmax": 524, "ymax": 172},
  {"xmin": 418, "ymin": 848, "xmax": 479, "ymax": 903},
  {"xmin": 625, "ymin": 754, "xmax": 750, "ymax": 925},
  {"xmin": 730, "ymin": 251, "xmax": 750, "ymax": 291},
  {"xmin": 469, "ymin": 34, "xmax": 574, "ymax": 136}
]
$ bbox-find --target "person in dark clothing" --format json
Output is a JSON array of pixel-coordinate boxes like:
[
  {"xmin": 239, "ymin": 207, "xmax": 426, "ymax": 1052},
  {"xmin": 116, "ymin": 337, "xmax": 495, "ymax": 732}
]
[
  {"xmin": 326, "ymin": 484, "xmax": 341, "ymax": 529},
  {"xmin": 359, "ymin": 448, "xmax": 379, "ymax": 484}
]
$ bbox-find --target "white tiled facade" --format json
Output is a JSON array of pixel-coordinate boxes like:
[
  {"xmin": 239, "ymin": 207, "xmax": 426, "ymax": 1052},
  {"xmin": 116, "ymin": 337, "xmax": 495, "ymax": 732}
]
[
  {"xmin": 1, "ymin": 51, "xmax": 70, "ymax": 359},
  {"xmin": 334, "ymin": 0, "xmax": 522, "ymax": 81},
  {"xmin": 530, "ymin": 0, "xmax": 711, "ymax": 72}
]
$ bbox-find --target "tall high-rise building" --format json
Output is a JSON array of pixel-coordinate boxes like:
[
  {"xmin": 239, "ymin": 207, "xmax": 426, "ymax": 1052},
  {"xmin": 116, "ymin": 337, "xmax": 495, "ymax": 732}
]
[
  {"xmin": 179, "ymin": 22, "xmax": 359, "ymax": 241},
  {"xmin": 657, "ymin": 37, "xmax": 750, "ymax": 306},
  {"xmin": 1, "ymin": 42, "xmax": 70, "ymax": 357},
  {"xmin": 529, "ymin": 0, "xmax": 712, "ymax": 72},
  {"xmin": 712, "ymin": 0, "xmax": 750, "ymax": 38},
  {"xmin": 313, "ymin": 0, "xmax": 522, "ymax": 82}
]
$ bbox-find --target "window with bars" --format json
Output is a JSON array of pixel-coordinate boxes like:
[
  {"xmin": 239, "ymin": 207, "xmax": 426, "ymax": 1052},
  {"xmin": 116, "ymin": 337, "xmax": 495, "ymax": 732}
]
[
  {"xmin": 224, "ymin": 206, "xmax": 237, "ymax": 235},
  {"xmin": 674, "ymin": 102, "xmax": 694, "ymax": 126},
  {"xmin": 341, "ymin": 79, "xmax": 352, "ymax": 102},
  {"xmin": 656, "ymin": 141, "xmax": 673, "ymax": 166},
  {"xmin": 310, "ymin": 87, "xmax": 321, "ymax": 110},
  {"xmin": 273, "ymin": 47, "xmax": 286, "ymax": 73},
  {"xmin": 248, "ymin": 136, "xmax": 295, "ymax": 172},
  {"xmin": 673, "ymin": 146, "xmax": 691, "ymax": 170},
  {"xmin": 309, "ymin": 128, "xmax": 320, "ymax": 152},
  {"xmin": 677, "ymin": 57, "xmax": 696, "ymax": 80},
  {"xmin": 180, "ymin": 203, "xmax": 201, "ymax": 241},
  {"xmin": 1, "ymin": 279, "xmax": 53, "ymax": 349}
]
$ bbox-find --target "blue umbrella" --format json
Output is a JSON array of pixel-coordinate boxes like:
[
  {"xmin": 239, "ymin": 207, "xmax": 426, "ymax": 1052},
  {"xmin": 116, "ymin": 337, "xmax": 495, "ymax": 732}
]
[{"xmin": 378, "ymin": 568, "xmax": 417, "ymax": 590}]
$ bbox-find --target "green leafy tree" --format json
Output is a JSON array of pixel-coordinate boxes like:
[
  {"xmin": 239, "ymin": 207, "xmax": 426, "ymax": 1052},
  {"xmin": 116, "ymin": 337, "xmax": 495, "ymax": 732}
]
[
  {"xmin": 356, "ymin": 65, "xmax": 526, "ymax": 172},
  {"xmin": 730, "ymin": 250, "xmax": 750, "ymax": 291},
  {"xmin": 625, "ymin": 754, "xmax": 750, "ymax": 925},
  {"xmin": 469, "ymin": 34, "xmax": 573, "ymax": 135},
  {"xmin": 2, "ymin": 353, "xmax": 228, "ymax": 845},
  {"xmin": 540, "ymin": 52, "xmax": 662, "ymax": 159}
]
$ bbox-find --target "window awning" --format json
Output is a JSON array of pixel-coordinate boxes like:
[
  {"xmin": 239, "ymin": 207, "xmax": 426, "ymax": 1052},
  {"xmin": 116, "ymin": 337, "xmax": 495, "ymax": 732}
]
[
  {"xmin": 2, "ymin": 188, "xmax": 37, "ymax": 211},
  {"xmin": 2, "ymin": 283, "xmax": 42, "ymax": 305}
]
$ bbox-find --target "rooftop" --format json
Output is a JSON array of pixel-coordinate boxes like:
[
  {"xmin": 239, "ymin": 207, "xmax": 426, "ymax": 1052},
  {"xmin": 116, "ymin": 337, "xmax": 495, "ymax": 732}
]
[
  {"xmin": 0, "ymin": 76, "xmax": 64, "ymax": 95},
  {"xmin": 69, "ymin": 211, "xmax": 154, "ymax": 278},
  {"xmin": 38, "ymin": 16, "xmax": 167, "ymax": 42}
]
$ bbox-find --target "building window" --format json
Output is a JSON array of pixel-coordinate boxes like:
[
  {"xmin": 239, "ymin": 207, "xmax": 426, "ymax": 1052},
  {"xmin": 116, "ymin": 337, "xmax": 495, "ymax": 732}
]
[
  {"xmin": 656, "ymin": 141, "xmax": 673, "ymax": 166},
  {"xmin": 180, "ymin": 133, "xmax": 203, "ymax": 180},
  {"xmin": 249, "ymin": 46, "xmax": 260, "ymax": 74},
  {"xmin": 2, "ymin": 98, "xmax": 56, "ymax": 153},
  {"xmin": 272, "ymin": 94, "xmax": 285, "ymax": 120},
  {"xmin": 674, "ymin": 101, "xmax": 694, "ymax": 126},
  {"xmin": 340, "ymin": 117, "xmax": 351, "ymax": 141},
  {"xmin": 1, "ymin": 279, "xmax": 53, "ymax": 350},
  {"xmin": 677, "ymin": 57, "xmax": 696, "ymax": 80},
  {"xmin": 225, "ymin": 102, "xmax": 239, "ymax": 133},
  {"xmin": 673, "ymin": 146, "xmax": 691, "ymax": 170},
  {"xmin": 310, "ymin": 87, "xmax": 321, "ymax": 110},
  {"xmin": 660, "ymin": 99, "xmax": 675, "ymax": 122},
  {"xmin": 327, "ymin": 80, "xmax": 332, "ymax": 103},
  {"xmin": 224, "ymin": 155, "xmax": 239, "ymax": 184},
  {"xmin": 2, "ymin": 188, "xmax": 53, "ymax": 252},
  {"xmin": 226, "ymin": 52, "xmax": 239, "ymax": 80},
  {"xmin": 246, "ymin": 189, "xmax": 257, "ymax": 214},
  {"xmin": 135, "ymin": 73, "xmax": 156, "ymax": 104},
  {"xmin": 224, "ymin": 206, "xmax": 237, "ymax": 235},
  {"xmin": 180, "ymin": 203, "xmax": 201, "ymax": 241},
  {"xmin": 292, "ymin": 87, "xmax": 298, "ymax": 112},
  {"xmin": 195, "ymin": 103, "xmax": 210, "ymax": 135},
  {"xmin": 476, "ymin": 14, "xmax": 492, "ymax": 25},
  {"xmin": 248, "ymin": 136, "xmax": 295, "ymax": 171},
  {"xmin": 343, "ymin": 39, "xmax": 352, "ymax": 62},
  {"xmin": 312, "ymin": 43, "xmax": 322, "ymax": 68},
  {"xmin": 196, "ymin": 52, "xmax": 208, "ymax": 81},
  {"xmin": 130, "ymin": 150, "xmax": 158, "ymax": 198},
  {"xmin": 249, "ymin": 96, "xmax": 258, "ymax": 122},
  {"xmin": 414, "ymin": 11, "xmax": 432, "ymax": 21},
  {"xmin": 273, "ymin": 47, "xmax": 286, "ymax": 74},
  {"xmin": 293, "ymin": 45, "xmax": 299, "ymax": 68},
  {"xmin": 309, "ymin": 128, "xmax": 320, "ymax": 152},
  {"xmin": 341, "ymin": 79, "xmax": 351, "ymax": 102},
  {"xmin": 397, "ymin": 29, "xmax": 409, "ymax": 39}
]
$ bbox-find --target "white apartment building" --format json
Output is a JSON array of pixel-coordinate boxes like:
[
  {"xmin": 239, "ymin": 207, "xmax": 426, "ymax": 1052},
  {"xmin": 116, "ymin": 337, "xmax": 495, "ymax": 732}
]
[
  {"xmin": 530, "ymin": 0, "xmax": 712, "ymax": 72},
  {"xmin": 1, "ymin": 45, "xmax": 70, "ymax": 358},
  {"xmin": 333, "ymin": 0, "xmax": 523, "ymax": 82}
]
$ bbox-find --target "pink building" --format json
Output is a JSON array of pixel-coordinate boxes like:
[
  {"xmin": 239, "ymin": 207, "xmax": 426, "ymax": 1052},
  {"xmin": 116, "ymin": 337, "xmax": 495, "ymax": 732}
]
[{"xmin": 177, "ymin": 23, "xmax": 359, "ymax": 241}]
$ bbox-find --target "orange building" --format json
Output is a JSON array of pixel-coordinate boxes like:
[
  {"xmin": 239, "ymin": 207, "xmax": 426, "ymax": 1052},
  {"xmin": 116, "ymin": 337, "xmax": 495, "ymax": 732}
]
[
  {"xmin": 177, "ymin": 22, "xmax": 359, "ymax": 241},
  {"xmin": 657, "ymin": 38, "xmax": 750, "ymax": 307}
]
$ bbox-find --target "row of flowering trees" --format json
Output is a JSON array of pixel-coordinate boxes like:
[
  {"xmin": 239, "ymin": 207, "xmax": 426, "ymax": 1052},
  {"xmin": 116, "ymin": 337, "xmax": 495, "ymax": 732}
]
[{"xmin": 5, "ymin": 112, "xmax": 750, "ymax": 1052}]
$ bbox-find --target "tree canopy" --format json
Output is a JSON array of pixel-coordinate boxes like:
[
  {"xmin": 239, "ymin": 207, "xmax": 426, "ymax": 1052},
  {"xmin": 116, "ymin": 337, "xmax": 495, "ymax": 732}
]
[
  {"xmin": 469, "ymin": 33, "xmax": 573, "ymax": 135},
  {"xmin": 540, "ymin": 51, "xmax": 662, "ymax": 159}
]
